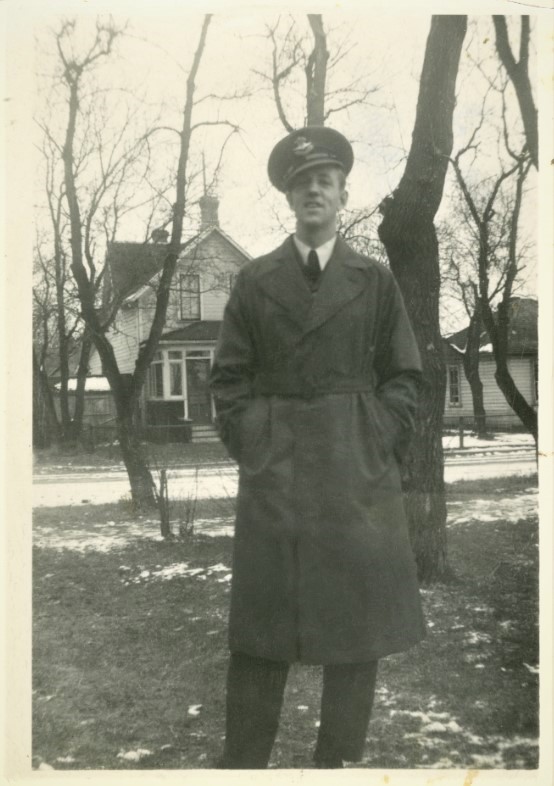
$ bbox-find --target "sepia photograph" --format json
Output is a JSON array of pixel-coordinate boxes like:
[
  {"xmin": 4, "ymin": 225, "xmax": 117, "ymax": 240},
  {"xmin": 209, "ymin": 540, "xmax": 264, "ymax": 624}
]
[{"xmin": 3, "ymin": 1, "xmax": 553, "ymax": 784}]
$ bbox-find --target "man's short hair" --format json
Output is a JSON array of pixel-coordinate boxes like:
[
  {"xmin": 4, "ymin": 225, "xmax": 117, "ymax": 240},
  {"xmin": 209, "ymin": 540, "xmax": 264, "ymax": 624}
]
[{"xmin": 286, "ymin": 164, "xmax": 347, "ymax": 194}]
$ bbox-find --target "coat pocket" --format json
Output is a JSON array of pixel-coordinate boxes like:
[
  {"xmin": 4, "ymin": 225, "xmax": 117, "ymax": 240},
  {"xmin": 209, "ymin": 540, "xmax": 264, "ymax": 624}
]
[
  {"xmin": 351, "ymin": 394, "xmax": 395, "ymax": 486},
  {"xmin": 372, "ymin": 395, "xmax": 401, "ymax": 455},
  {"xmin": 237, "ymin": 397, "xmax": 270, "ymax": 469}
]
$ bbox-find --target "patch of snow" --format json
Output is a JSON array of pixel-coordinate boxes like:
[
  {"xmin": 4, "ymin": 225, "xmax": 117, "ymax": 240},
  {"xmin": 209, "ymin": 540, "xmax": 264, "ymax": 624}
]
[
  {"xmin": 448, "ymin": 489, "xmax": 537, "ymax": 527},
  {"xmin": 38, "ymin": 763, "xmax": 55, "ymax": 770},
  {"xmin": 117, "ymin": 749, "xmax": 153, "ymax": 762},
  {"xmin": 497, "ymin": 736, "xmax": 538, "ymax": 750},
  {"xmin": 523, "ymin": 662, "xmax": 539, "ymax": 674},
  {"xmin": 187, "ymin": 704, "xmax": 203, "ymax": 716},
  {"xmin": 297, "ymin": 705, "xmax": 309, "ymax": 711},
  {"xmin": 463, "ymin": 652, "xmax": 491, "ymax": 664},
  {"xmin": 470, "ymin": 752, "xmax": 504, "ymax": 768},
  {"xmin": 422, "ymin": 721, "xmax": 447, "ymax": 733},
  {"xmin": 56, "ymin": 756, "xmax": 76, "ymax": 764},
  {"xmin": 55, "ymin": 376, "xmax": 111, "ymax": 392},
  {"xmin": 390, "ymin": 710, "xmax": 430, "ymax": 722},
  {"xmin": 426, "ymin": 757, "xmax": 460, "ymax": 768},
  {"xmin": 120, "ymin": 562, "xmax": 231, "ymax": 586},
  {"xmin": 464, "ymin": 631, "xmax": 493, "ymax": 646},
  {"xmin": 443, "ymin": 431, "xmax": 534, "ymax": 451}
]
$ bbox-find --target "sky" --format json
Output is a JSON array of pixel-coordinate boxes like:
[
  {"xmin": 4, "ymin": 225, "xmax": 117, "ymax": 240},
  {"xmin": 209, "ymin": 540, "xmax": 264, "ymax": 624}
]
[{"xmin": 31, "ymin": 10, "xmax": 540, "ymax": 332}]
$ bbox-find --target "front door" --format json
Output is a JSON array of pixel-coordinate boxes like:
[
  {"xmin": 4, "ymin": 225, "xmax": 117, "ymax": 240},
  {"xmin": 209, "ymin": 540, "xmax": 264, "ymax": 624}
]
[{"xmin": 186, "ymin": 358, "xmax": 212, "ymax": 423}]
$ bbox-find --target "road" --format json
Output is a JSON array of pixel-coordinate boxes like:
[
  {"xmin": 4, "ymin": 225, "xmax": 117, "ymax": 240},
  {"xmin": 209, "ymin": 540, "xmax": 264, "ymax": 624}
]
[{"xmin": 33, "ymin": 451, "xmax": 538, "ymax": 508}]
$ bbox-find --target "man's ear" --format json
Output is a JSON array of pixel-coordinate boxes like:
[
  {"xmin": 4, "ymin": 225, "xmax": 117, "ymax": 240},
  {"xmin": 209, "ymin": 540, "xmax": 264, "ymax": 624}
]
[{"xmin": 340, "ymin": 189, "xmax": 349, "ymax": 209}]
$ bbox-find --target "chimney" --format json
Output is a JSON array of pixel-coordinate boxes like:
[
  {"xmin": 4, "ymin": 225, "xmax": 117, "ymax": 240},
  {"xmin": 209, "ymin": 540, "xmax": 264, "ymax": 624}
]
[
  {"xmin": 199, "ymin": 194, "xmax": 220, "ymax": 230},
  {"xmin": 151, "ymin": 228, "xmax": 169, "ymax": 243}
]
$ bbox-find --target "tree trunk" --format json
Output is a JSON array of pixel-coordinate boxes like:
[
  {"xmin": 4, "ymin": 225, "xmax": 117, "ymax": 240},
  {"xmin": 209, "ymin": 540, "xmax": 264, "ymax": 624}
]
[
  {"xmin": 378, "ymin": 15, "xmax": 467, "ymax": 582},
  {"xmin": 306, "ymin": 15, "xmax": 329, "ymax": 126},
  {"xmin": 493, "ymin": 16, "xmax": 538, "ymax": 170},
  {"xmin": 494, "ymin": 362, "xmax": 537, "ymax": 441},
  {"xmin": 71, "ymin": 332, "xmax": 93, "ymax": 440},
  {"xmin": 33, "ymin": 346, "xmax": 61, "ymax": 448},
  {"xmin": 462, "ymin": 306, "xmax": 487, "ymax": 437},
  {"xmin": 116, "ymin": 401, "xmax": 156, "ymax": 511},
  {"xmin": 380, "ymin": 224, "xmax": 448, "ymax": 581},
  {"xmin": 481, "ymin": 297, "xmax": 538, "ymax": 443}
]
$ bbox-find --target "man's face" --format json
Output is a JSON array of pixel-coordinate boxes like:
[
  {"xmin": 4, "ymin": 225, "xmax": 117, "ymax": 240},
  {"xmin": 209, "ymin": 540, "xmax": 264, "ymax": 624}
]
[{"xmin": 286, "ymin": 165, "xmax": 348, "ymax": 234}]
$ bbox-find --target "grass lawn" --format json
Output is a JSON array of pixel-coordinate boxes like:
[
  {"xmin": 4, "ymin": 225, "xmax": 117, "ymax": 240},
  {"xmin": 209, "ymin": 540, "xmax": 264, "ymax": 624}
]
[
  {"xmin": 32, "ymin": 475, "xmax": 539, "ymax": 770},
  {"xmin": 33, "ymin": 442, "xmax": 231, "ymax": 473}
]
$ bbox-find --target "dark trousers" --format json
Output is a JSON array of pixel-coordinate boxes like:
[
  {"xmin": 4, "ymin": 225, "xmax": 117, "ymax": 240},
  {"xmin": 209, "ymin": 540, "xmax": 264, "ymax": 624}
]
[{"xmin": 220, "ymin": 651, "xmax": 378, "ymax": 768}]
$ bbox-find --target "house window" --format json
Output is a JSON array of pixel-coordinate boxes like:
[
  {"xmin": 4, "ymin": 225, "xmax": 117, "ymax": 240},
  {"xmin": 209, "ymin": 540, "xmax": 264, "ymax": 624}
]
[
  {"xmin": 448, "ymin": 365, "xmax": 461, "ymax": 406},
  {"xmin": 168, "ymin": 350, "xmax": 183, "ymax": 396},
  {"xmin": 148, "ymin": 352, "xmax": 164, "ymax": 398},
  {"xmin": 533, "ymin": 359, "xmax": 538, "ymax": 403},
  {"xmin": 180, "ymin": 274, "xmax": 201, "ymax": 320}
]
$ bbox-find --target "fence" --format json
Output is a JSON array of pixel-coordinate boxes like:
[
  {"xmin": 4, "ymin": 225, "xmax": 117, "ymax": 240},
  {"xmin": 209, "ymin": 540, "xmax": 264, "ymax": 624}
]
[
  {"xmin": 442, "ymin": 413, "xmax": 533, "ymax": 432},
  {"xmin": 84, "ymin": 421, "xmax": 193, "ymax": 449}
]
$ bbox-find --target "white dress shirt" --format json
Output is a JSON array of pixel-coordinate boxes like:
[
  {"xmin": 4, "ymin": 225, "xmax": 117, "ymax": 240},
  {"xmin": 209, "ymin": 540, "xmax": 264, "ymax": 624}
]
[{"xmin": 293, "ymin": 235, "xmax": 337, "ymax": 270}]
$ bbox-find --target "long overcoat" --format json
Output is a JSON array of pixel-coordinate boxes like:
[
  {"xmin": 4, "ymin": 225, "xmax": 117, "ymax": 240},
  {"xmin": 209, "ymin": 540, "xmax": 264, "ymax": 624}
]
[{"xmin": 209, "ymin": 236, "xmax": 426, "ymax": 665}]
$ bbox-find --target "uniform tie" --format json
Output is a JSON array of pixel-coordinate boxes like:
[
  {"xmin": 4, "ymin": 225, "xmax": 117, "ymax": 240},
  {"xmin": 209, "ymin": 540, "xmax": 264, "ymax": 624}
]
[{"xmin": 306, "ymin": 249, "xmax": 321, "ymax": 286}]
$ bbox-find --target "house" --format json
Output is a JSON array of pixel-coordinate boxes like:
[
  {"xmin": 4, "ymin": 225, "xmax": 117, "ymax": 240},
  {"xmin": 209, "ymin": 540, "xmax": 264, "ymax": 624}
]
[
  {"xmin": 87, "ymin": 195, "xmax": 251, "ymax": 441},
  {"xmin": 443, "ymin": 297, "xmax": 538, "ymax": 429}
]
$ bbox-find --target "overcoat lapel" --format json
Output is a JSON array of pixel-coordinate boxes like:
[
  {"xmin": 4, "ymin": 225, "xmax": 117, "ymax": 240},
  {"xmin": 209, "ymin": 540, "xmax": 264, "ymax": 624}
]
[
  {"xmin": 255, "ymin": 236, "xmax": 369, "ymax": 335},
  {"xmin": 305, "ymin": 237, "xmax": 368, "ymax": 334},
  {"xmin": 255, "ymin": 238, "xmax": 312, "ymax": 330}
]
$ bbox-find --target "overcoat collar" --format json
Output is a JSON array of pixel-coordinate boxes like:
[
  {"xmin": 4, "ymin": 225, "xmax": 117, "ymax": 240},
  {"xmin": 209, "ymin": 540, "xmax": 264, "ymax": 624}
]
[{"xmin": 256, "ymin": 235, "xmax": 369, "ymax": 334}]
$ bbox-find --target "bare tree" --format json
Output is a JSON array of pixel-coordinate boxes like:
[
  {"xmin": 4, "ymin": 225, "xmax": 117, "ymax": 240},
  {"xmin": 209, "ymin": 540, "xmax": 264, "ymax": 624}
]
[
  {"xmin": 450, "ymin": 137, "xmax": 536, "ymax": 441},
  {"xmin": 305, "ymin": 15, "xmax": 329, "ymax": 126},
  {"xmin": 378, "ymin": 15, "xmax": 467, "ymax": 581},
  {"xmin": 255, "ymin": 14, "xmax": 378, "ymax": 131},
  {"xmin": 32, "ymin": 263, "xmax": 62, "ymax": 448},
  {"xmin": 493, "ymin": 16, "xmax": 537, "ymax": 169},
  {"xmin": 44, "ymin": 15, "xmax": 215, "ymax": 509},
  {"xmin": 438, "ymin": 192, "xmax": 496, "ymax": 440},
  {"xmin": 34, "ymin": 147, "xmax": 93, "ymax": 446}
]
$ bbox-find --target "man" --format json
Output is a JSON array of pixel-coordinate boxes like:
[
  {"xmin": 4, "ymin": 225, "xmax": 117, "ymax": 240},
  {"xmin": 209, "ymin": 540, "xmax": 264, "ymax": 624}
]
[{"xmin": 209, "ymin": 126, "xmax": 425, "ymax": 769}]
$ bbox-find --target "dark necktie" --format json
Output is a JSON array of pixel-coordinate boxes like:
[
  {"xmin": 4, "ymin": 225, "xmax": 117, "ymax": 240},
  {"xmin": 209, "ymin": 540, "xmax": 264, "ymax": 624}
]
[{"xmin": 306, "ymin": 249, "xmax": 321, "ymax": 286}]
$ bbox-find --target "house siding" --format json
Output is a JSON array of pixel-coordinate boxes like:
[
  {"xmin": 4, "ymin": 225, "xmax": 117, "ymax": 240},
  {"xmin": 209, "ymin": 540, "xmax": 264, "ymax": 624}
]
[
  {"xmin": 445, "ymin": 356, "xmax": 536, "ymax": 426},
  {"xmin": 88, "ymin": 306, "xmax": 140, "ymax": 375},
  {"xmin": 136, "ymin": 231, "xmax": 243, "ymax": 343}
]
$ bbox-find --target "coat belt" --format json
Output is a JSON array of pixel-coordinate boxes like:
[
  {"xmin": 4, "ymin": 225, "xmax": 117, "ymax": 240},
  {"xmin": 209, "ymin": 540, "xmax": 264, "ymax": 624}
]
[{"xmin": 252, "ymin": 374, "xmax": 374, "ymax": 401}]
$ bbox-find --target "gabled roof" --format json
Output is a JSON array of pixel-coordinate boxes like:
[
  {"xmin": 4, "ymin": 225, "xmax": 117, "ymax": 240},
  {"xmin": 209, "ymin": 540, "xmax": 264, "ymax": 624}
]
[
  {"xmin": 106, "ymin": 226, "xmax": 251, "ymax": 305},
  {"xmin": 42, "ymin": 336, "xmax": 83, "ymax": 380},
  {"xmin": 143, "ymin": 321, "xmax": 223, "ymax": 344},
  {"xmin": 446, "ymin": 298, "xmax": 537, "ymax": 357},
  {"xmin": 105, "ymin": 242, "xmax": 168, "ymax": 303}
]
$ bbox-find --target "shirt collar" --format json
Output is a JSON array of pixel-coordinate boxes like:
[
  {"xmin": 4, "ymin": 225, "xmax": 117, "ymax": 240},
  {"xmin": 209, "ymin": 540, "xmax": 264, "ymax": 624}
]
[{"xmin": 292, "ymin": 234, "xmax": 337, "ymax": 270}]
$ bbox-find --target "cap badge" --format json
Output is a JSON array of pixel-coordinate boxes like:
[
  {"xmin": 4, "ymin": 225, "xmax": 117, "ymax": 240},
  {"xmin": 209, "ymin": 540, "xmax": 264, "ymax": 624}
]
[{"xmin": 293, "ymin": 137, "xmax": 314, "ymax": 156}]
